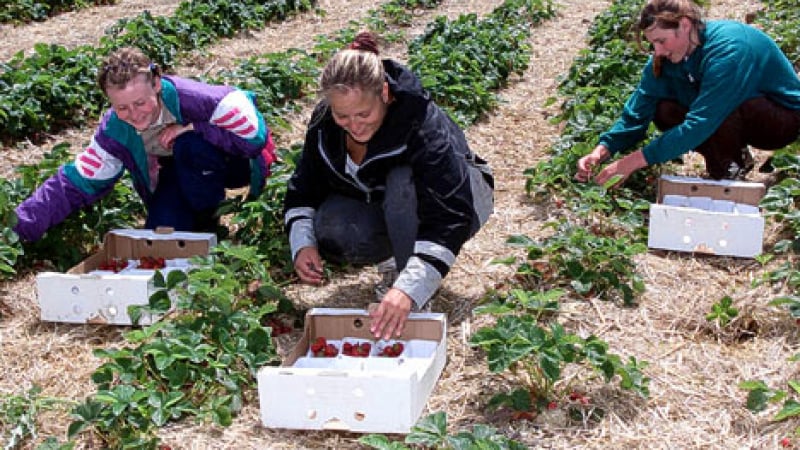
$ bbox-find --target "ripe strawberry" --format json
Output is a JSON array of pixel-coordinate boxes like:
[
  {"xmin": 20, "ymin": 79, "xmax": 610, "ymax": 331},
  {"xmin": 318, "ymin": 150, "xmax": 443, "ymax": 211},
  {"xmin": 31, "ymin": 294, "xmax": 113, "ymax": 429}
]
[
  {"xmin": 323, "ymin": 344, "xmax": 338, "ymax": 357},
  {"xmin": 781, "ymin": 437, "xmax": 792, "ymax": 448},
  {"xmin": 546, "ymin": 401, "xmax": 557, "ymax": 410}
]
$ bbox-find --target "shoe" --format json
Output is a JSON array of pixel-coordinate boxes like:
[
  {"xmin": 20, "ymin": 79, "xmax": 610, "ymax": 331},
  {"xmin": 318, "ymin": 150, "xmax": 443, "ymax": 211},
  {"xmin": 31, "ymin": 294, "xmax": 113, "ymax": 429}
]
[
  {"xmin": 759, "ymin": 156, "xmax": 775, "ymax": 173},
  {"xmin": 723, "ymin": 147, "xmax": 755, "ymax": 180}
]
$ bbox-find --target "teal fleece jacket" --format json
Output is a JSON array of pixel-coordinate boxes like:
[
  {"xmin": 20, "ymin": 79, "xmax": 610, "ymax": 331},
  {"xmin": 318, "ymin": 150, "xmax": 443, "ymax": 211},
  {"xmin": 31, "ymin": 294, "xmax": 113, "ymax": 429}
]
[{"xmin": 599, "ymin": 20, "xmax": 800, "ymax": 164}]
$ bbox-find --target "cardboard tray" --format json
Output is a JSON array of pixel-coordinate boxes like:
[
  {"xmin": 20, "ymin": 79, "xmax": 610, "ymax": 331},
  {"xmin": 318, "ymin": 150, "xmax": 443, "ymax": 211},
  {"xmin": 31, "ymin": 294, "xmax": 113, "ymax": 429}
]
[
  {"xmin": 257, "ymin": 308, "xmax": 447, "ymax": 434},
  {"xmin": 648, "ymin": 175, "xmax": 766, "ymax": 258},
  {"xmin": 36, "ymin": 229, "xmax": 216, "ymax": 325}
]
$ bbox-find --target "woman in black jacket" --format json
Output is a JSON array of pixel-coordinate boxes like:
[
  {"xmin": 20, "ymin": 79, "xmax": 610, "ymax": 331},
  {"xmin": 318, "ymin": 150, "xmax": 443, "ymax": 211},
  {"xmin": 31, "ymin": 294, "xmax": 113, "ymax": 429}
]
[{"xmin": 284, "ymin": 32, "xmax": 494, "ymax": 339}]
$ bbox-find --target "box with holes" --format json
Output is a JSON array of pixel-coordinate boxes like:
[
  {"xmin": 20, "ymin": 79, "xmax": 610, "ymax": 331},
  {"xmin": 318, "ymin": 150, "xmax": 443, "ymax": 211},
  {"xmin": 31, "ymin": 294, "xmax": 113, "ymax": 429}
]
[
  {"xmin": 257, "ymin": 308, "xmax": 446, "ymax": 434},
  {"xmin": 647, "ymin": 175, "xmax": 766, "ymax": 258},
  {"xmin": 36, "ymin": 228, "xmax": 216, "ymax": 325}
]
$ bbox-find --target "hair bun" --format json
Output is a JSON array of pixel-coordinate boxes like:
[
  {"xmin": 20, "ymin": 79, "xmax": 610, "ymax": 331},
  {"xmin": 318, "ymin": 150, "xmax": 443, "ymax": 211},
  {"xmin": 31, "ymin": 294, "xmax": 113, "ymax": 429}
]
[{"xmin": 348, "ymin": 31, "xmax": 380, "ymax": 55}]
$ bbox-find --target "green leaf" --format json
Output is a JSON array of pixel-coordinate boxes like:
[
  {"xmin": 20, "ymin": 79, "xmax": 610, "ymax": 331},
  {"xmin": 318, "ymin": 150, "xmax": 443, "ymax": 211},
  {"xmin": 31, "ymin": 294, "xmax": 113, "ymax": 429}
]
[
  {"xmin": 358, "ymin": 435, "xmax": 408, "ymax": 450},
  {"xmin": 405, "ymin": 412, "xmax": 447, "ymax": 446},
  {"xmin": 775, "ymin": 399, "xmax": 800, "ymax": 422}
]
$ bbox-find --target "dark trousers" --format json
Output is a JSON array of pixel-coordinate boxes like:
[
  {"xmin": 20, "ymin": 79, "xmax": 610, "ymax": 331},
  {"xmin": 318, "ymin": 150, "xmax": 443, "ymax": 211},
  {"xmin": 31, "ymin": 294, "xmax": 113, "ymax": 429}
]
[
  {"xmin": 313, "ymin": 164, "xmax": 493, "ymax": 270},
  {"xmin": 145, "ymin": 132, "xmax": 250, "ymax": 232},
  {"xmin": 314, "ymin": 166, "xmax": 417, "ymax": 269},
  {"xmin": 654, "ymin": 98, "xmax": 800, "ymax": 179}
]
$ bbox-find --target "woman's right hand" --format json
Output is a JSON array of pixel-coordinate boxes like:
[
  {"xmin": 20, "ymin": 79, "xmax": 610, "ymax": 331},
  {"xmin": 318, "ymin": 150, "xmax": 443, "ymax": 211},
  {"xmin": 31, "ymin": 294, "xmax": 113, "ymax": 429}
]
[
  {"xmin": 294, "ymin": 246, "xmax": 325, "ymax": 285},
  {"xmin": 575, "ymin": 145, "xmax": 610, "ymax": 182}
]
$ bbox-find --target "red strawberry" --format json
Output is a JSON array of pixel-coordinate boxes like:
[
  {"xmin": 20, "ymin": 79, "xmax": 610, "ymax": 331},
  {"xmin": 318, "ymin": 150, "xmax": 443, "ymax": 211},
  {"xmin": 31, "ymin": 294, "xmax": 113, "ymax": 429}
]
[
  {"xmin": 781, "ymin": 437, "xmax": 792, "ymax": 448},
  {"xmin": 547, "ymin": 401, "xmax": 557, "ymax": 410}
]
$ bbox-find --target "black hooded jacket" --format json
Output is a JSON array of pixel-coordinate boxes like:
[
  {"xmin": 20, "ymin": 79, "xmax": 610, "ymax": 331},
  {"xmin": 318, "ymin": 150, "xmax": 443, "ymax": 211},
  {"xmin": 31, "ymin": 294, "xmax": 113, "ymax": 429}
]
[{"xmin": 284, "ymin": 59, "xmax": 493, "ymax": 305}]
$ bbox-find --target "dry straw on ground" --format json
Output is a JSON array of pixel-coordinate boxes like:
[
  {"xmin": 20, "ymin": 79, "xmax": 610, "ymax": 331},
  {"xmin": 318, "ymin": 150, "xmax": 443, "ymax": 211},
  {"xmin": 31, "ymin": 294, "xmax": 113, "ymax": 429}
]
[{"xmin": 1, "ymin": 0, "xmax": 797, "ymax": 448}]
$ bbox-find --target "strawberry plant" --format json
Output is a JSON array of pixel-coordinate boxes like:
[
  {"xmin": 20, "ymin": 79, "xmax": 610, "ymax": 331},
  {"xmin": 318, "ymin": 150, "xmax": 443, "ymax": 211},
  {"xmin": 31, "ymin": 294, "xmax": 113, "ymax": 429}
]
[
  {"xmin": 705, "ymin": 296, "xmax": 739, "ymax": 327},
  {"xmin": 360, "ymin": 411, "xmax": 529, "ymax": 450},
  {"xmin": 69, "ymin": 243, "xmax": 282, "ymax": 447},
  {"xmin": 469, "ymin": 314, "xmax": 649, "ymax": 414},
  {"xmin": 506, "ymin": 224, "xmax": 646, "ymax": 306},
  {"xmin": 740, "ymin": 378, "xmax": 800, "ymax": 437},
  {"xmin": 0, "ymin": 0, "xmax": 116, "ymax": 24},
  {"xmin": 0, "ymin": 386, "xmax": 74, "ymax": 449},
  {"xmin": 408, "ymin": 0, "xmax": 555, "ymax": 127}
]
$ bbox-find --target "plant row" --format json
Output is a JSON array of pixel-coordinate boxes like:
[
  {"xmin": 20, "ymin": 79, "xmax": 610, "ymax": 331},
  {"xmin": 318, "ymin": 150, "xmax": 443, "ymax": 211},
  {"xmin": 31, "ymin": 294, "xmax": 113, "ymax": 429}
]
[
  {"xmin": 0, "ymin": 0, "xmax": 116, "ymax": 25},
  {"xmin": 0, "ymin": 0, "xmax": 316, "ymax": 144},
  {"xmin": 520, "ymin": 0, "xmax": 800, "ymax": 442}
]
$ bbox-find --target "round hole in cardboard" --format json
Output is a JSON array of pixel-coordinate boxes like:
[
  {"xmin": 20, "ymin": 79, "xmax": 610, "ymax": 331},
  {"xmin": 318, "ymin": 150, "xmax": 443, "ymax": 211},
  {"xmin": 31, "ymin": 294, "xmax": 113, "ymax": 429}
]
[
  {"xmin": 177, "ymin": 240, "xmax": 186, "ymax": 248},
  {"xmin": 107, "ymin": 305, "xmax": 118, "ymax": 316},
  {"xmin": 719, "ymin": 239, "xmax": 728, "ymax": 248},
  {"xmin": 353, "ymin": 318, "xmax": 364, "ymax": 328},
  {"xmin": 73, "ymin": 304, "xmax": 82, "ymax": 314},
  {"xmin": 307, "ymin": 410, "xmax": 317, "ymax": 420},
  {"xmin": 71, "ymin": 286, "xmax": 80, "ymax": 295},
  {"xmin": 682, "ymin": 235, "xmax": 692, "ymax": 244},
  {"xmin": 354, "ymin": 412, "xmax": 366, "ymax": 421},
  {"xmin": 723, "ymin": 187, "xmax": 731, "ymax": 195},
  {"xmin": 105, "ymin": 287, "xmax": 114, "ymax": 296},
  {"xmin": 690, "ymin": 185, "xmax": 698, "ymax": 192}
]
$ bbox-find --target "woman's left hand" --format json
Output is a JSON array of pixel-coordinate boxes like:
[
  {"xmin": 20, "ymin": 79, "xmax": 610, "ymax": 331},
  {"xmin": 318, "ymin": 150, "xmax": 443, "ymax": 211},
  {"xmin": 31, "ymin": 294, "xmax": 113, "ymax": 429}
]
[
  {"xmin": 370, "ymin": 288, "xmax": 413, "ymax": 340},
  {"xmin": 158, "ymin": 123, "xmax": 194, "ymax": 150},
  {"xmin": 593, "ymin": 149, "xmax": 648, "ymax": 188}
]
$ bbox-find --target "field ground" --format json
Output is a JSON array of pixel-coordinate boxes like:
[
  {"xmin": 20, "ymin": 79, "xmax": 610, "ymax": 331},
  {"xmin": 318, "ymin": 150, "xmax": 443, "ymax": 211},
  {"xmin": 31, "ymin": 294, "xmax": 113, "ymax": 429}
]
[{"xmin": 1, "ymin": 0, "xmax": 796, "ymax": 448}]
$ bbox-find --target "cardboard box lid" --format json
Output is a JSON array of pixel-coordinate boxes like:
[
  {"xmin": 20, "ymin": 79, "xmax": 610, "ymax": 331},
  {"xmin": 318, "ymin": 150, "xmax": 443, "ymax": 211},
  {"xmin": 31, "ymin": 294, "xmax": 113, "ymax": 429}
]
[{"xmin": 656, "ymin": 175, "xmax": 766, "ymax": 207}]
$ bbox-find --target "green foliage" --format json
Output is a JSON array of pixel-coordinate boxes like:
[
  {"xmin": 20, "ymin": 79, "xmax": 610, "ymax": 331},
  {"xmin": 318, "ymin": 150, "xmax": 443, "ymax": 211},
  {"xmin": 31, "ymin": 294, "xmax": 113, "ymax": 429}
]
[
  {"xmin": 705, "ymin": 296, "xmax": 739, "ymax": 327},
  {"xmin": 507, "ymin": 224, "xmax": 647, "ymax": 306},
  {"xmin": 408, "ymin": 0, "xmax": 555, "ymax": 126},
  {"xmin": 360, "ymin": 412, "xmax": 528, "ymax": 450},
  {"xmin": 68, "ymin": 244, "xmax": 281, "ymax": 447},
  {"xmin": 0, "ymin": 0, "xmax": 317, "ymax": 144},
  {"xmin": 755, "ymin": 0, "xmax": 800, "ymax": 68},
  {"xmin": 469, "ymin": 314, "xmax": 649, "ymax": 410},
  {"xmin": 0, "ymin": 386, "xmax": 74, "ymax": 449},
  {"xmin": 740, "ymin": 378, "xmax": 800, "ymax": 438},
  {"xmin": 0, "ymin": 0, "xmax": 116, "ymax": 24}
]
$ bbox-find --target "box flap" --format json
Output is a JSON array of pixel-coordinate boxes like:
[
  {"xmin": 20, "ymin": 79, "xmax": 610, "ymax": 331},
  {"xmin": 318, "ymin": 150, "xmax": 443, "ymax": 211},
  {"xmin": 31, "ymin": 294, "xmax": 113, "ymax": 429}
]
[
  {"xmin": 656, "ymin": 175, "xmax": 765, "ymax": 206},
  {"xmin": 67, "ymin": 229, "xmax": 216, "ymax": 274}
]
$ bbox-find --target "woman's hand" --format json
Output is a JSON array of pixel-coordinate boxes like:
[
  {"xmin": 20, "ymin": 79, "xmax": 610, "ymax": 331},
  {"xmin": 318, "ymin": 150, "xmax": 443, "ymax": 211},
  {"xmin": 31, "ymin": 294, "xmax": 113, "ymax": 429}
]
[
  {"xmin": 575, "ymin": 145, "xmax": 610, "ymax": 182},
  {"xmin": 370, "ymin": 288, "xmax": 413, "ymax": 340},
  {"xmin": 294, "ymin": 246, "xmax": 325, "ymax": 285},
  {"xmin": 158, "ymin": 123, "xmax": 194, "ymax": 150},
  {"xmin": 593, "ymin": 150, "xmax": 648, "ymax": 187}
]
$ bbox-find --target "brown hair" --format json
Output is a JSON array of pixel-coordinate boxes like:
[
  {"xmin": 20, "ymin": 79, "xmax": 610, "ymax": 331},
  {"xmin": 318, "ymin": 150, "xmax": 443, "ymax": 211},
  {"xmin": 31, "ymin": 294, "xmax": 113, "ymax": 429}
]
[
  {"xmin": 97, "ymin": 47, "xmax": 161, "ymax": 95},
  {"xmin": 319, "ymin": 32, "xmax": 384, "ymax": 97},
  {"xmin": 634, "ymin": 0, "xmax": 705, "ymax": 76}
]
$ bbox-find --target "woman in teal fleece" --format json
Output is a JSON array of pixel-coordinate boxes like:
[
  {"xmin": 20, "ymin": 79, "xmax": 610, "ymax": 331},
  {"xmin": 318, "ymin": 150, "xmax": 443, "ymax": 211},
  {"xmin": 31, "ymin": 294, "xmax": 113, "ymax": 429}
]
[{"xmin": 576, "ymin": 0, "xmax": 800, "ymax": 185}]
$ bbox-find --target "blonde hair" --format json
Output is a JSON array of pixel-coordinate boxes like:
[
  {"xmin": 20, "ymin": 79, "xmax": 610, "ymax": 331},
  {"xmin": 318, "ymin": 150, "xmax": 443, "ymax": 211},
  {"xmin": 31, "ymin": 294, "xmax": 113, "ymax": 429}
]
[
  {"xmin": 97, "ymin": 47, "xmax": 161, "ymax": 95},
  {"xmin": 320, "ymin": 32, "xmax": 384, "ymax": 97}
]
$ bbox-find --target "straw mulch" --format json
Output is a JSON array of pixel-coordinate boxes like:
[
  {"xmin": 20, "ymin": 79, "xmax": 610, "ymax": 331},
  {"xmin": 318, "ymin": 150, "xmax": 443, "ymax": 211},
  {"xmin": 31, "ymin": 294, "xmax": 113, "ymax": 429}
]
[{"xmin": 1, "ymin": 0, "xmax": 797, "ymax": 448}]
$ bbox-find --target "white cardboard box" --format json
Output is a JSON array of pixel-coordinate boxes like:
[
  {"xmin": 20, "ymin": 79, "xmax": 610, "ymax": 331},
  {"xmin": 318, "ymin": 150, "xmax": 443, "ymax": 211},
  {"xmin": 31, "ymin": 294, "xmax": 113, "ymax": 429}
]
[
  {"xmin": 36, "ymin": 229, "xmax": 216, "ymax": 325},
  {"xmin": 647, "ymin": 175, "xmax": 766, "ymax": 258},
  {"xmin": 257, "ymin": 308, "xmax": 447, "ymax": 434}
]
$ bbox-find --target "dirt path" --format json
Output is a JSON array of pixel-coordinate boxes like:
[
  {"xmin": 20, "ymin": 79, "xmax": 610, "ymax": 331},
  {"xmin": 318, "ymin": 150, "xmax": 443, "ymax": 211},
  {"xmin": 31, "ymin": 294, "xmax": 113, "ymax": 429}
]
[{"xmin": 1, "ymin": 0, "xmax": 795, "ymax": 449}]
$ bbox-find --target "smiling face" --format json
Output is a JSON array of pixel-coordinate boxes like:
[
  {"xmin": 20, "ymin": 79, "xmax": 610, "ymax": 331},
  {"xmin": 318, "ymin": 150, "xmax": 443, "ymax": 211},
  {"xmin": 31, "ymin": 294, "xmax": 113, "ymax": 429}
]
[
  {"xmin": 644, "ymin": 17, "xmax": 696, "ymax": 64},
  {"xmin": 105, "ymin": 74, "xmax": 162, "ymax": 131},
  {"xmin": 327, "ymin": 84, "xmax": 390, "ymax": 144}
]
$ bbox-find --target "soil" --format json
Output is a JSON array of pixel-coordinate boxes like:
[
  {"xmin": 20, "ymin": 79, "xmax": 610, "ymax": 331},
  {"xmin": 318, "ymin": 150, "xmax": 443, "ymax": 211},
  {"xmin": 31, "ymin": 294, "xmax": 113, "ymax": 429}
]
[{"xmin": 1, "ymin": 1, "xmax": 795, "ymax": 449}]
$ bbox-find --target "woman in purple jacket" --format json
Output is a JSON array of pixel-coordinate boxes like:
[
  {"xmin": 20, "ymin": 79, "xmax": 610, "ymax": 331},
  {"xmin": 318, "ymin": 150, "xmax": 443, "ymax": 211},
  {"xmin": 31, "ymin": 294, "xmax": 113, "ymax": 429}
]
[{"xmin": 14, "ymin": 47, "xmax": 275, "ymax": 242}]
